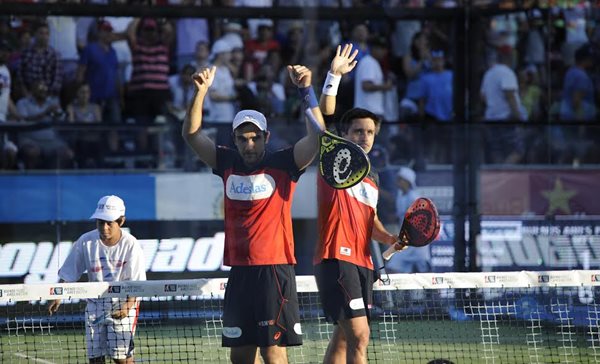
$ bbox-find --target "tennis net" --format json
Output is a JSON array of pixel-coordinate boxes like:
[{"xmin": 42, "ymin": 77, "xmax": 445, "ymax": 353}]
[{"xmin": 1, "ymin": 270, "xmax": 599, "ymax": 363}]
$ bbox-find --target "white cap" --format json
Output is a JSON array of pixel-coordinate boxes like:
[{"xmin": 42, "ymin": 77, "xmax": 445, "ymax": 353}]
[
  {"xmin": 397, "ymin": 167, "xmax": 416, "ymax": 188},
  {"xmin": 90, "ymin": 195, "xmax": 126, "ymax": 221},
  {"xmin": 210, "ymin": 39, "xmax": 233, "ymax": 59},
  {"xmin": 224, "ymin": 21, "xmax": 242, "ymax": 32},
  {"xmin": 232, "ymin": 110, "xmax": 267, "ymax": 131}
]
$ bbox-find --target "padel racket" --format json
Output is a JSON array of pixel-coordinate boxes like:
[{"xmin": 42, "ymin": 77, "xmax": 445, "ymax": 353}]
[
  {"xmin": 305, "ymin": 109, "xmax": 370, "ymax": 189},
  {"xmin": 382, "ymin": 197, "xmax": 440, "ymax": 260}
]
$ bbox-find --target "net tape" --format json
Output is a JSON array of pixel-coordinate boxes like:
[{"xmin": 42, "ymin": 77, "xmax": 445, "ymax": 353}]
[{"xmin": 2, "ymin": 271, "xmax": 599, "ymax": 303}]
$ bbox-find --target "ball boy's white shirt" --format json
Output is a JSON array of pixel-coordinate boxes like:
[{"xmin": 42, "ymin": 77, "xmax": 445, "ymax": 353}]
[
  {"xmin": 58, "ymin": 228, "xmax": 146, "ymax": 359},
  {"xmin": 59, "ymin": 229, "xmax": 146, "ymax": 283},
  {"xmin": 58, "ymin": 229, "xmax": 146, "ymax": 325}
]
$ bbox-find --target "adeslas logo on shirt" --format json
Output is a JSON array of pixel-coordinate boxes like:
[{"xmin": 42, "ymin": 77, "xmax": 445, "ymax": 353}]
[
  {"xmin": 226, "ymin": 174, "xmax": 276, "ymax": 201},
  {"xmin": 230, "ymin": 183, "xmax": 267, "ymax": 194},
  {"xmin": 347, "ymin": 181, "xmax": 378, "ymax": 209}
]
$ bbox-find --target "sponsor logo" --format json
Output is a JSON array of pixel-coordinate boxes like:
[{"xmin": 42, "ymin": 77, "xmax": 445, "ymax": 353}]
[
  {"xmin": 122, "ymin": 285, "xmax": 144, "ymax": 294},
  {"xmin": 347, "ymin": 181, "xmax": 378, "ymax": 209},
  {"xmin": 333, "ymin": 148, "xmax": 352, "ymax": 183},
  {"xmin": 484, "ymin": 275, "xmax": 496, "ymax": 283},
  {"xmin": 538, "ymin": 275, "xmax": 550, "ymax": 283},
  {"xmin": 50, "ymin": 287, "xmax": 63, "ymax": 295},
  {"xmin": 340, "ymin": 247, "xmax": 351, "ymax": 256},
  {"xmin": 164, "ymin": 284, "xmax": 177, "ymax": 292},
  {"xmin": 483, "ymin": 274, "xmax": 518, "ymax": 284},
  {"xmin": 225, "ymin": 174, "xmax": 275, "ymax": 201},
  {"xmin": 108, "ymin": 286, "xmax": 121, "ymax": 294},
  {"xmin": 0, "ymin": 235, "xmax": 229, "ymax": 281},
  {"xmin": 432, "ymin": 277, "xmax": 444, "ymax": 285},
  {"xmin": 0, "ymin": 287, "xmax": 28, "ymax": 299},
  {"xmin": 273, "ymin": 331, "xmax": 282, "ymax": 340},
  {"xmin": 348, "ymin": 298, "xmax": 365, "ymax": 310},
  {"xmin": 222, "ymin": 327, "xmax": 242, "ymax": 338},
  {"xmin": 481, "ymin": 221, "xmax": 523, "ymax": 242},
  {"xmin": 172, "ymin": 283, "xmax": 203, "ymax": 293},
  {"xmin": 258, "ymin": 320, "xmax": 275, "ymax": 327},
  {"xmin": 325, "ymin": 84, "xmax": 333, "ymax": 89},
  {"xmin": 592, "ymin": 275, "xmax": 600, "ymax": 283}
]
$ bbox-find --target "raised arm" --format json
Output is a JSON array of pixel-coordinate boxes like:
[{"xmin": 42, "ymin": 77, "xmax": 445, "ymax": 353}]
[
  {"xmin": 319, "ymin": 44, "xmax": 358, "ymax": 116},
  {"xmin": 182, "ymin": 66, "xmax": 218, "ymax": 169},
  {"xmin": 288, "ymin": 65, "xmax": 325, "ymax": 170},
  {"xmin": 126, "ymin": 18, "xmax": 140, "ymax": 49}
]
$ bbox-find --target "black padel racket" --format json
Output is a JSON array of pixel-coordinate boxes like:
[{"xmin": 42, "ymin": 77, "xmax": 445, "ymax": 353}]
[
  {"xmin": 382, "ymin": 197, "xmax": 440, "ymax": 260},
  {"xmin": 305, "ymin": 109, "xmax": 370, "ymax": 189}
]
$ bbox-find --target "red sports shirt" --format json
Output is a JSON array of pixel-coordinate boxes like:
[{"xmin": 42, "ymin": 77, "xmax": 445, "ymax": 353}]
[
  {"xmin": 314, "ymin": 172, "xmax": 379, "ymax": 270},
  {"xmin": 214, "ymin": 147, "xmax": 303, "ymax": 266}
]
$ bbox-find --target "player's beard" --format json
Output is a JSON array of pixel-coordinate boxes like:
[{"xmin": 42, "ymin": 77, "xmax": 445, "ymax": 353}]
[{"xmin": 242, "ymin": 150, "xmax": 264, "ymax": 167}]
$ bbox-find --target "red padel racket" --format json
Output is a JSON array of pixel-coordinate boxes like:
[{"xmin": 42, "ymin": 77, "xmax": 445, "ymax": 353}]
[{"xmin": 382, "ymin": 197, "xmax": 440, "ymax": 260}]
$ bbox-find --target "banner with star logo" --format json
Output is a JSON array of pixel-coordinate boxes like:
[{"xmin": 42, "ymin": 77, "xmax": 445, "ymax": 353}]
[{"xmin": 482, "ymin": 170, "xmax": 600, "ymax": 216}]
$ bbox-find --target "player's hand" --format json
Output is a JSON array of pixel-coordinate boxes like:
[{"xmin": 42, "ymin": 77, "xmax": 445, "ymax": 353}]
[
  {"xmin": 111, "ymin": 308, "xmax": 129, "ymax": 320},
  {"xmin": 391, "ymin": 241, "xmax": 408, "ymax": 252},
  {"xmin": 392, "ymin": 233, "xmax": 408, "ymax": 251},
  {"xmin": 192, "ymin": 66, "xmax": 216, "ymax": 95},
  {"xmin": 287, "ymin": 65, "xmax": 312, "ymax": 88},
  {"xmin": 48, "ymin": 299, "xmax": 61, "ymax": 316},
  {"xmin": 330, "ymin": 44, "xmax": 358, "ymax": 76}
]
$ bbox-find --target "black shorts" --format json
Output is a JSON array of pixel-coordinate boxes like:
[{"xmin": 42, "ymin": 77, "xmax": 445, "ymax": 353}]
[
  {"xmin": 314, "ymin": 259, "xmax": 375, "ymax": 323},
  {"xmin": 222, "ymin": 265, "xmax": 302, "ymax": 348}
]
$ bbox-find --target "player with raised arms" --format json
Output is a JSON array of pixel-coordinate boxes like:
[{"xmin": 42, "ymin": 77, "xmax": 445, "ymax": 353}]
[
  {"xmin": 48, "ymin": 195, "xmax": 146, "ymax": 364},
  {"xmin": 314, "ymin": 44, "xmax": 402, "ymax": 364},
  {"xmin": 182, "ymin": 64, "xmax": 325, "ymax": 363}
]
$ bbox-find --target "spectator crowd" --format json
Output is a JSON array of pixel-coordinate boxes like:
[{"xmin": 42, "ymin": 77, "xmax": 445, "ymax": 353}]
[{"xmin": 0, "ymin": 0, "xmax": 599, "ymax": 170}]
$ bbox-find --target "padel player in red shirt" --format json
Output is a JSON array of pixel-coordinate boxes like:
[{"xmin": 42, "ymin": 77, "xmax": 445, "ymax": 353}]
[
  {"xmin": 183, "ymin": 65, "xmax": 325, "ymax": 364},
  {"xmin": 315, "ymin": 44, "xmax": 401, "ymax": 364}
]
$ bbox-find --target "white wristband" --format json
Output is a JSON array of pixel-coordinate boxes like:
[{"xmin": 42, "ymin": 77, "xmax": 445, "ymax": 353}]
[{"xmin": 322, "ymin": 72, "xmax": 341, "ymax": 96}]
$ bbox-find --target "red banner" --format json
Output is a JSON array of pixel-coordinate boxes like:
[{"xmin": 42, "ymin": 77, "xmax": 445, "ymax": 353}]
[{"xmin": 481, "ymin": 170, "xmax": 600, "ymax": 216}]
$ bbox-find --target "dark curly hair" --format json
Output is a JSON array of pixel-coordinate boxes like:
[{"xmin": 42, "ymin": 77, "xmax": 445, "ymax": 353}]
[{"xmin": 336, "ymin": 108, "xmax": 381, "ymax": 136}]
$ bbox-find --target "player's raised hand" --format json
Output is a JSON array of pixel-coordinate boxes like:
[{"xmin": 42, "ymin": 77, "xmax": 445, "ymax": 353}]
[
  {"xmin": 192, "ymin": 66, "xmax": 216, "ymax": 95},
  {"xmin": 287, "ymin": 65, "xmax": 312, "ymax": 88},
  {"xmin": 330, "ymin": 44, "xmax": 358, "ymax": 76}
]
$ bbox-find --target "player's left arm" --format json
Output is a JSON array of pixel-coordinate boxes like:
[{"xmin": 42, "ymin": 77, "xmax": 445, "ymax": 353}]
[
  {"xmin": 372, "ymin": 215, "xmax": 400, "ymax": 246},
  {"xmin": 289, "ymin": 65, "xmax": 325, "ymax": 170}
]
